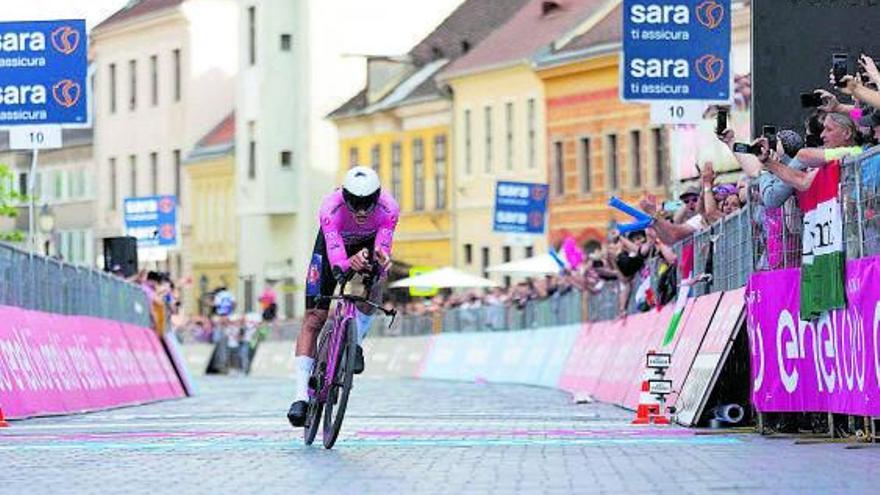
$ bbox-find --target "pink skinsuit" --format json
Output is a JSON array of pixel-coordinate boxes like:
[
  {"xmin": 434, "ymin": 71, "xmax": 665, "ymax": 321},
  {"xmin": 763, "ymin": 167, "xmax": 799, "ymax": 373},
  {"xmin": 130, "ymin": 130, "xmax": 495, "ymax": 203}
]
[{"xmin": 318, "ymin": 189, "xmax": 400, "ymax": 273}]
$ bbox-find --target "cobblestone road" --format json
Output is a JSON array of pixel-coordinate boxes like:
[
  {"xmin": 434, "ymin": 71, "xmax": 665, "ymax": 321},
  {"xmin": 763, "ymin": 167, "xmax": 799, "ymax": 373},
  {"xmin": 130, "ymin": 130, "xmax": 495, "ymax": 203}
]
[{"xmin": 2, "ymin": 377, "xmax": 878, "ymax": 494}]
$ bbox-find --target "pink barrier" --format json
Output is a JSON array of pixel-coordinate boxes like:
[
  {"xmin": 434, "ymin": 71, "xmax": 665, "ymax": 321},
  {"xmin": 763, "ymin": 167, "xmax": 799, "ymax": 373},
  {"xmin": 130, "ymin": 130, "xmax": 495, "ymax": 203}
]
[
  {"xmin": 747, "ymin": 257, "xmax": 880, "ymax": 416},
  {"xmin": 0, "ymin": 305, "xmax": 185, "ymax": 419},
  {"xmin": 559, "ymin": 308, "xmax": 675, "ymax": 408}
]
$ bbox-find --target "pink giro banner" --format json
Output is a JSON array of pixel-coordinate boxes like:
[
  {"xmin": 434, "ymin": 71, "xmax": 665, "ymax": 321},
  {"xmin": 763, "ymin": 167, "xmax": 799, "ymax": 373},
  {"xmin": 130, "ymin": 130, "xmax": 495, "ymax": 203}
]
[
  {"xmin": 746, "ymin": 257, "xmax": 880, "ymax": 416},
  {"xmin": 0, "ymin": 305, "xmax": 186, "ymax": 419}
]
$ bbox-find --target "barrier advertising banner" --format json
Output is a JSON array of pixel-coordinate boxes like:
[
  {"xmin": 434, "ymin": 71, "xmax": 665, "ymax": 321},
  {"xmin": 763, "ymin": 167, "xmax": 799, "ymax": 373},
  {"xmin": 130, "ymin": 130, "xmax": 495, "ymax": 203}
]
[
  {"xmin": 747, "ymin": 257, "xmax": 880, "ymax": 416},
  {"xmin": 0, "ymin": 305, "xmax": 186, "ymax": 419}
]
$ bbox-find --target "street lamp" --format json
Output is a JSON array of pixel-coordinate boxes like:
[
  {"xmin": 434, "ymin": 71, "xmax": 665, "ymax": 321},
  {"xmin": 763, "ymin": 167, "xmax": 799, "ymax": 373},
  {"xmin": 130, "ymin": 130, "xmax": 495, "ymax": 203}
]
[{"xmin": 38, "ymin": 204, "xmax": 55, "ymax": 256}]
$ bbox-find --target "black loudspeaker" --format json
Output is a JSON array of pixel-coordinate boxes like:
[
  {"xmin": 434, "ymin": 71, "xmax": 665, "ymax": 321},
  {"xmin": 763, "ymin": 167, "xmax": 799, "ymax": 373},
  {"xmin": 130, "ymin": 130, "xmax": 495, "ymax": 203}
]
[
  {"xmin": 753, "ymin": 1, "xmax": 880, "ymax": 137},
  {"xmin": 103, "ymin": 236, "xmax": 138, "ymax": 277}
]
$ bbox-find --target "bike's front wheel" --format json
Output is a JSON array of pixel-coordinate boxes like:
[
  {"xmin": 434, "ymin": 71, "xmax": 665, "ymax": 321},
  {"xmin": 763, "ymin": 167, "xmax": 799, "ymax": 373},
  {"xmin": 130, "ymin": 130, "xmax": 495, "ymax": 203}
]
[
  {"xmin": 322, "ymin": 320, "xmax": 357, "ymax": 449},
  {"xmin": 304, "ymin": 328, "xmax": 330, "ymax": 446}
]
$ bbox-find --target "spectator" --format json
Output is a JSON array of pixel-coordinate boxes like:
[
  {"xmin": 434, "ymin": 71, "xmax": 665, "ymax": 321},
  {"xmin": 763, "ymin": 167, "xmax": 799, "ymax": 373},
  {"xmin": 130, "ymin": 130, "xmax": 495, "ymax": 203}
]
[
  {"xmin": 259, "ymin": 282, "xmax": 278, "ymax": 323},
  {"xmin": 640, "ymin": 193, "xmax": 705, "ymax": 245},
  {"xmin": 673, "ymin": 186, "xmax": 701, "ymax": 224}
]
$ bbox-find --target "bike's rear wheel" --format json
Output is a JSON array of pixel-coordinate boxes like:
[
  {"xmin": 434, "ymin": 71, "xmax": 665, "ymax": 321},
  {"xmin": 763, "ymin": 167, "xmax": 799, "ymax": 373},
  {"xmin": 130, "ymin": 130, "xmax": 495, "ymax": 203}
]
[
  {"xmin": 304, "ymin": 329, "xmax": 330, "ymax": 445},
  {"xmin": 322, "ymin": 320, "xmax": 357, "ymax": 449}
]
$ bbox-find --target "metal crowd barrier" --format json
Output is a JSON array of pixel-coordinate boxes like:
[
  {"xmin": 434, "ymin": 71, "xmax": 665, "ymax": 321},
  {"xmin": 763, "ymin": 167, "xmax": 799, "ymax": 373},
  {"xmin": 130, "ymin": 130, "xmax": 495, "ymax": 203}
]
[
  {"xmin": 373, "ymin": 289, "xmax": 584, "ymax": 336},
  {"xmin": 370, "ymin": 145, "xmax": 880, "ymax": 335},
  {"xmin": 0, "ymin": 241, "xmax": 150, "ymax": 327}
]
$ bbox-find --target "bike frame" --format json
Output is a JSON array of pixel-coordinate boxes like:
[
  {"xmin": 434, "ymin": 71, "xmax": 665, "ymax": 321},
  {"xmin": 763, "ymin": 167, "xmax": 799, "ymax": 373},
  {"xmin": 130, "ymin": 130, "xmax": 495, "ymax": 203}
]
[{"xmin": 312, "ymin": 274, "xmax": 395, "ymax": 403}]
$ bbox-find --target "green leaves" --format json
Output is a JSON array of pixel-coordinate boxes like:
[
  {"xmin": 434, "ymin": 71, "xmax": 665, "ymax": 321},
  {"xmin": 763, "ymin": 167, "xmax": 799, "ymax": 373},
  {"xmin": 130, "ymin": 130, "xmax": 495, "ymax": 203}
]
[{"xmin": 0, "ymin": 163, "xmax": 26, "ymax": 242}]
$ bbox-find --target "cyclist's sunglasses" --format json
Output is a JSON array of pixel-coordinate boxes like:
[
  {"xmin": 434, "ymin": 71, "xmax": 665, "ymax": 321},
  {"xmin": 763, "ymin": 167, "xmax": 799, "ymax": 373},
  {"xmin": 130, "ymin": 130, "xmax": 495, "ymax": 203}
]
[{"xmin": 344, "ymin": 194, "xmax": 378, "ymax": 213}]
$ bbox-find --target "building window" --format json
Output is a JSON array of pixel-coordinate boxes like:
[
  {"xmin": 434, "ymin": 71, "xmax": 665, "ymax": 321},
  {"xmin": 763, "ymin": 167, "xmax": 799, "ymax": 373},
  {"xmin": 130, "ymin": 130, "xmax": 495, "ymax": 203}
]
[
  {"xmin": 281, "ymin": 150, "xmax": 293, "ymax": 169},
  {"xmin": 109, "ymin": 158, "xmax": 117, "ymax": 210},
  {"xmin": 502, "ymin": 246, "xmax": 512, "ymax": 287},
  {"xmin": 128, "ymin": 59, "xmax": 137, "ymax": 110},
  {"xmin": 248, "ymin": 6, "xmax": 257, "ymax": 66},
  {"xmin": 464, "ymin": 243, "xmax": 473, "ymax": 264},
  {"xmin": 607, "ymin": 134, "xmax": 618, "ymax": 191},
  {"xmin": 348, "ymin": 147, "xmax": 359, "ymax": 168},
  {"xmin": 525, "ymin": 245, "xmax": 534, "ymax": 258},
  {"xmin": 484, "ymin": 106, "xmax": 492, "ymax": 172},
  {"xmin": 412, "ymin": 138, "xmax": 425, "ymax": 211},
  {"xmin": 248, "ymin": 121, "xmax": 256, "ymax": 180},
  {"xmin": 129, "ymin": 155, "xmax": 137, "ymax": 197},
  {"xmin": 481, "ymin": 247, "xmax": 490, "ymax": 277},
  {"xmin": 283, "ymin": 277, "xmax": 295, "ymax": 319},
  {"xmin": 630, "ymin": 130, "xmax": 642, "ymax": 188},
  {"xmin": 173, "ymin": 49, "xmax": 181, "ymax": 102},
  {"xmin": 248, "ymin": 141, "xmax": 256, "ymax": 180},
  {"xmin": 108, "ymin": 63, "xmax": 117, "ymax": 113},
  {"xmin": 553, "ymin": 141, "xmax": 564, "ymax": 196},
  {"xmin": 434, "ymin": 135, "xmax": 447, "ymax": 210},
  {"xmin": 505, "ymin": 102, "xmax": 514, "ymax": 170},
  {"xmin": 391, "ymin": 142, "xmax": 402, "ymax": 201},
  {"xmin": 150, "ymin": 55, "xmax": 158, "ymax": 106},
  {"xmin": 652, "ymin": 128, "xmax": 667, "ymax": 187},
  {"xmin": 464, "ymin": 109, "xmax": 472, "ymax": 174},
  {"xmin": 150, "ymin": 152, "xmax": 158, "ymax": 195},
  {"xmin": 370, "ymin": 144, "xmax": 380, "ymax": 172},
  {"xmin": 18, "ymin": 172, "xmax": 27, "ymax": 196},
  {"xmin": 280, "ymin": 34, "xmax": 292, "ymax": 51},
  {"xmin": 527, "ymin": 98, "xmax": 536, "ymax": 168},
  {"xmin": 580, "ymin": 137, "xmax": 591, "ymax": 193},
  {"xmin": 174, "ymin": 149, "xmax": 181, "ymax": 202},
  {"xmin": 244, "ymin": 278, "xmax": 254, "ymax": 312}
]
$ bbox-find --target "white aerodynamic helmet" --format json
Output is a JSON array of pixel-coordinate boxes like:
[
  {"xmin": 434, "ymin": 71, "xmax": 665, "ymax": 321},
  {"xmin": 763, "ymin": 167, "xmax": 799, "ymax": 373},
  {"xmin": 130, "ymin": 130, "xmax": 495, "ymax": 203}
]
[{"xmin": 342, "ymin": 166, "xmax": 381, "ymax": 212}]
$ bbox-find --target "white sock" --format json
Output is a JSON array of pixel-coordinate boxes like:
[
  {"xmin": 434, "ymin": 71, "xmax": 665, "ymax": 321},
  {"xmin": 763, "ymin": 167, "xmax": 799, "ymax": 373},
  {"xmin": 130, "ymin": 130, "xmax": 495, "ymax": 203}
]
[
  {"xmin": 294, "ymin": 355, "xmax": 315, "ymax": 402},
  {"xmin": 355, "ymin": 310, "xmax": 375, "ymax": 345}
]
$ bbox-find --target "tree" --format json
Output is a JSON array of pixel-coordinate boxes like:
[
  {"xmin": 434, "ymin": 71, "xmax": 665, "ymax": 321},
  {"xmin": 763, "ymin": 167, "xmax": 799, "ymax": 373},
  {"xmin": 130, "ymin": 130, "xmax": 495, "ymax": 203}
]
[{"xmin": 0, "ymin": 163, "xmax": 26, "ymax": 242}]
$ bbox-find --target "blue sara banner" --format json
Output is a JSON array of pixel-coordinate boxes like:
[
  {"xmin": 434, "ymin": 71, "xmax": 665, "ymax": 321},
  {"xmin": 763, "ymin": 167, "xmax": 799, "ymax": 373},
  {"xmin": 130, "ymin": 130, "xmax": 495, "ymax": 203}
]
[
  {"xmin": 0, "ymin": 19, "xmax": 88, "ymax": 126},
  {"xmin": 622, "ymin": 0, "xmax": 731, "ymax": 102},
  {"xmin": 124, "ymin": 196, "xmax": 178, "ymax": 248},
  {"xmin": 493, "ymin": 181, "xmax": 549, "ymax": 234}
]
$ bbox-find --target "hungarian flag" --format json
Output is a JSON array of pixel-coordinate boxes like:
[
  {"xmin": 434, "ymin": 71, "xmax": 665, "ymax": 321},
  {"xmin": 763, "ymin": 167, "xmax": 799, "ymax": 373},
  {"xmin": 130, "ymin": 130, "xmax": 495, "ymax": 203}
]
[{"xmin": 797, "ymin": 160, "xmax": 846, "ymax": 319}]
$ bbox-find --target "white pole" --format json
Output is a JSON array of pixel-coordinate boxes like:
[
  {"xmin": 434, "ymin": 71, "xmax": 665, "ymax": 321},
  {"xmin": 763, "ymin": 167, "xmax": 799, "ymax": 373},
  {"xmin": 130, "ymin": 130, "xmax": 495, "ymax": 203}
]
[{"xmin": 27, "ymin": 148, "xmax": 40, "ymax": 257}]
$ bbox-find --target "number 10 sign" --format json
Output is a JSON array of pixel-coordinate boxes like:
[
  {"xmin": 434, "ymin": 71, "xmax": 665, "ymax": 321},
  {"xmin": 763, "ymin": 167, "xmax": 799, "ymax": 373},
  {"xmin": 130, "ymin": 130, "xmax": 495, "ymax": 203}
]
[{"xmin": 649, "ymin": 100, "xmax": 706, "ymax": 125}]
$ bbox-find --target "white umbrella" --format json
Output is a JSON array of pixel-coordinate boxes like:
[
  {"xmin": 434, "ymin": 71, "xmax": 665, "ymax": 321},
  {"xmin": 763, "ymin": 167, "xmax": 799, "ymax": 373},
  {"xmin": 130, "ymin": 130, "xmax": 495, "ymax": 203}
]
[
  {"xmin": 389, "ymin": 266, "xmax": 499, "ymax": 289},
  {"xmin": 486, "ymin": 253, "xmax": 563, "ymax": 276}
]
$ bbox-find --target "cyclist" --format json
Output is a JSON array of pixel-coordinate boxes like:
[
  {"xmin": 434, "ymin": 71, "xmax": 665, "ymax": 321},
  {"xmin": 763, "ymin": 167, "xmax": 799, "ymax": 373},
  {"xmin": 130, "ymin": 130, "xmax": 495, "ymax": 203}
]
[{"xmin": 287, "ymin": 166, "xmax": 399, "ymax": 427}]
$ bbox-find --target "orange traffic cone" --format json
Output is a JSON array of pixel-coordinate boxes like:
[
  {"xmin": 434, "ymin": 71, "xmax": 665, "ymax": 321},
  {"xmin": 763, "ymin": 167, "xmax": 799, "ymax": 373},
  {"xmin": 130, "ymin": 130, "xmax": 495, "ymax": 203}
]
[
  {"xmin": 0, "ymin": 404, "xmax": 9, "ymax": 427},
  {"xmin": 631, "ymin": 368, "xmax": 671, "ymax": 425}
]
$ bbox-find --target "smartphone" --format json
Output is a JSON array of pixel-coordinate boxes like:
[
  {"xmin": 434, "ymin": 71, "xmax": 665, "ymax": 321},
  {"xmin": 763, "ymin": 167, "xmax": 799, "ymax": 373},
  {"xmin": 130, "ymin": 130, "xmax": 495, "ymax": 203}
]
[
  {"xmin": 715, "ymin": 108, "xmax": 728, "ymax": 135},
  {"xmin": 733, "ymin": 142, "xmax": 761, "ymax": 155},
  {"xmin": 833, "ymin": 53, "xmax": 849, "ymax": 87},
  {"xmin": 762, "ymin": 125, "xmax": 777, "ymax": 152},
  {"xmin": 800, "ymin": 92, "xmax": 823, "ymax": 108}
]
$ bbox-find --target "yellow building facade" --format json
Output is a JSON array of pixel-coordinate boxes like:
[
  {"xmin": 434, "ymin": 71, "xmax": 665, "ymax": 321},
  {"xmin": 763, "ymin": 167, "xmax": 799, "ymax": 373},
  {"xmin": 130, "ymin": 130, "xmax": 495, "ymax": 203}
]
[
  {"xmin": 334, "ymin": 98, "xmax": 452, "ymax": 269},
  {"xmin": 442, "ymin": 65, "xmax": 548, "ymax": 278},
  {"xmin": 182, "ymin": 114, "xmax": 238, "ymax": 315}
]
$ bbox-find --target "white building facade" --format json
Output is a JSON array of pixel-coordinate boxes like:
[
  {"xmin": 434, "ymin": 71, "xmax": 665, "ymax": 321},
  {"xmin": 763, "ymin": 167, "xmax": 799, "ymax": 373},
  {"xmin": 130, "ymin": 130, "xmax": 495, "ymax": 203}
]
[{"xmin": 91, "ymin": 0, "xmax": 238, "ymax": 276}]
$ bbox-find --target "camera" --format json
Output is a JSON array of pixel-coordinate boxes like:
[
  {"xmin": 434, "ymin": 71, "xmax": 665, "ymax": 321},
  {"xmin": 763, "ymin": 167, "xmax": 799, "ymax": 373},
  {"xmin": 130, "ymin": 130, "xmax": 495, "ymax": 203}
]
[
  {"xmin": 762, "ymin": 125, "xmax": 778, "ymax": 152},
  {"xmin": 832, "ymin": 53, "xmax": 848, "ymax": 88},
  {"xmin": 800, "ymin": 92, "xmax": 822, "ymax": 108},
  {"xmin": 715, "ymin": 108, "xmax": 727, "ymax": 135},
  {"xmin": 732, "ymin": 142, "xmax": 761, "ymax": 155}
]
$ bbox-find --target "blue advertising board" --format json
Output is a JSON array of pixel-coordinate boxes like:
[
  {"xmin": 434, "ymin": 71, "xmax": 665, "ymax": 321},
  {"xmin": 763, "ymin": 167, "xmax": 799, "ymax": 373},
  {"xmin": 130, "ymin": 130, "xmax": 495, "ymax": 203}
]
[
  {"xmin": 621, "ymin": 1, "xmax": 730, "ymax": 102},
  {"xmin": 124, "ymin": 196, "xmax": 178, "ymax": 248},
  {"xmin": 0, "ymin": 19, "xmax": 88, "ymax": 126},
  {"xmin": 493, "ymin": 181, "xmax": 549, "ymax": 234}
]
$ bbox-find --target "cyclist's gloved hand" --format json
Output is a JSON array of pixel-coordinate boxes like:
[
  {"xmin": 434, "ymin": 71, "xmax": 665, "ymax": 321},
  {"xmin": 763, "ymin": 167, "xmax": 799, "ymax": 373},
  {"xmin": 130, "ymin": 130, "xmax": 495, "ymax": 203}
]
[
  {"xmin": 348, "ymin": 248, "xmax": 370, "ymax": 273},
  {"xmin": 332, "ymin": 266, "xmax": 349, "ymax": 284},
  {"xmin": 375, "ymin": 250, "xmax": 392, "ymax": 276}
]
